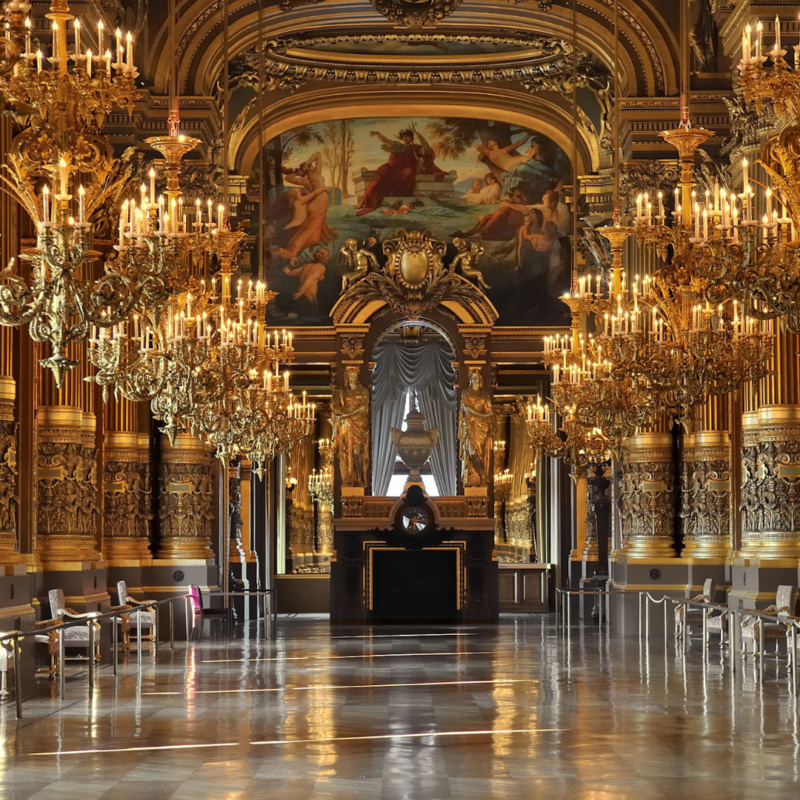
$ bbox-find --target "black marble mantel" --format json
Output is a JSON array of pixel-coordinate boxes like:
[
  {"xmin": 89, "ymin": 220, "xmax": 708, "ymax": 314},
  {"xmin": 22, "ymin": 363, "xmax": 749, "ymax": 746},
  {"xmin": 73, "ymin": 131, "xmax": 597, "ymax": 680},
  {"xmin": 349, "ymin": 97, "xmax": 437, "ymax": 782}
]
[{"xmin": 330, "ymin": 487, "xmax": 498, "ymax": 623}]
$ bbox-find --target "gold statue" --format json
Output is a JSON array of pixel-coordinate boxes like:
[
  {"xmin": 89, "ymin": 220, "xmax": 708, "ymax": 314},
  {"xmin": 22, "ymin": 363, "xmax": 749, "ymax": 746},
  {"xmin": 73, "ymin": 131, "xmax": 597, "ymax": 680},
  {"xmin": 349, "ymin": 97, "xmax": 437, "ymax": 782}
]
[
  {"xmin": 332, "ymin": 366, "xmax": 371, "ymax": 487},
  {"xmin": 452, "ymin": 238, "xmax": 491, "ymax": 291},
  {"xmin": 458, "ymin": 367, "xmax": 493, "ymax": 487},
  {"xmin": 340, "ymin": 238, "xmax": 379, "ymax": 293}
]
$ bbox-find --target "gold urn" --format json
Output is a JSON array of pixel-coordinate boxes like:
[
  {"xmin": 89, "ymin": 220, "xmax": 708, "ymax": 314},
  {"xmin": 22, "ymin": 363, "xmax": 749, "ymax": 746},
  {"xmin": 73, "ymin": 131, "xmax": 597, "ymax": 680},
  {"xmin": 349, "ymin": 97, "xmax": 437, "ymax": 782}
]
[{"xmin": 391, "ymin": 393, "xmax": 439, "ymax": 489}]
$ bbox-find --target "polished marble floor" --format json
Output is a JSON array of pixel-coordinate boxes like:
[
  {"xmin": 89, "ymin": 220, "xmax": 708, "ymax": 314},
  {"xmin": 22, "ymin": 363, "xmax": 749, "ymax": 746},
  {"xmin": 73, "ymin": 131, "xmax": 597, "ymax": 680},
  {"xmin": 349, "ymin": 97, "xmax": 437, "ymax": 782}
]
[{"xmin": 1, "ymin": 614, "xmax": 799, "ymax": 799}]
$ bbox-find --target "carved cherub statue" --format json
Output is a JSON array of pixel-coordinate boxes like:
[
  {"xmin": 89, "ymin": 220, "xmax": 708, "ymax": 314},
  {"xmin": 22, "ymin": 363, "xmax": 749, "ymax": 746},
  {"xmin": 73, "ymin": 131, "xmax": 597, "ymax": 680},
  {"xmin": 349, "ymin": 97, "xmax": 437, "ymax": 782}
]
[
  {"xmin": 339, "ymin": 237, "xmax": 379, "ymax": 292},
  {"xmin": 452, "ymin": 238, "xmax": 490, "ymax": 291}
]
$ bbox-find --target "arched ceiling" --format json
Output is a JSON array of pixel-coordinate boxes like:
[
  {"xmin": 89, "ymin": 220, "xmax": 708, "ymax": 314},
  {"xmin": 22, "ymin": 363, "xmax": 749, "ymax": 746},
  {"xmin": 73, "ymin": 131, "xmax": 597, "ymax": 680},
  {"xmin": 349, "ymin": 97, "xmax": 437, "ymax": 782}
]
[
  {"xmin": 148, "ymin": 0, "xmax": 679, "ymax": 99},
  {"xmin": 139, "ymin": 0, "xmax": 683, "ymax": 180}
]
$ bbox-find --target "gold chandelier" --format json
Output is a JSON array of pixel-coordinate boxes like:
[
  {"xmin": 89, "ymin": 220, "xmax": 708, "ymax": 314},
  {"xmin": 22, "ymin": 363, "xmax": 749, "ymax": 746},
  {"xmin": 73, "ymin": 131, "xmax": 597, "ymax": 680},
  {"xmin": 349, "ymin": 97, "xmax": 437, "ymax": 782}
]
[
  {"xmin": 0, "ymin": 1, "xmax": 155, "ymax": 387},
  {"xmin": 523, "ymin": 396, "xmax": 609, "ymax": 482}
]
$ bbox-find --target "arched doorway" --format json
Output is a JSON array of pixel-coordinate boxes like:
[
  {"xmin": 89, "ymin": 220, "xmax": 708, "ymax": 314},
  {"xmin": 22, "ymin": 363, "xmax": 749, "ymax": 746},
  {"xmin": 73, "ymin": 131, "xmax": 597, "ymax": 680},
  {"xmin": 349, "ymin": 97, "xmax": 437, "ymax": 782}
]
[{"xmin": 371, "ymin": 321, "xmax": 458, "ymax": 498}]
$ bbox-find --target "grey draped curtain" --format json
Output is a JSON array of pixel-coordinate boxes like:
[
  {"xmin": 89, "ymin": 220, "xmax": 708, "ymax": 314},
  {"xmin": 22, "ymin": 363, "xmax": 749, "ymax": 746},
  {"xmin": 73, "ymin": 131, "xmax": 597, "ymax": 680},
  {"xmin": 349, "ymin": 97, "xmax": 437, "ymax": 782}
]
[{"xmin": 372, "ymin": 339, "xmax": 457, "ymax": 496}]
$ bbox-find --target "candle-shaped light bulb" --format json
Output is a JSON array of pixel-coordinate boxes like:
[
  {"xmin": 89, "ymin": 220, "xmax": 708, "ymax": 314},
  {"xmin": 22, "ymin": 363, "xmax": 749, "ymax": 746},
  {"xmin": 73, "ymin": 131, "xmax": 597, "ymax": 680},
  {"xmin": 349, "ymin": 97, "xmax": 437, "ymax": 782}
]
[
  {"xmin": 97, "ymin": 19, "xmax": 104, "ymax": 55},
  {"xmin": 74, "ymin": 18, "xmax": 81, "ymax": 56},
  {"xmin": 115, "ymin": 27, "xmax": 123, "ymax": 64},
  {"xmin": 42, "ymin": 184, "xmax": 50, "ymax": 225},
  {"xmin": 51, "ymin": 21, "xmax": 58, "ymax": 60},
  {"xmin": 36, "ymin": 48, "xmax": 43, "ymax": 72},
  {"xmin": 125, "ymin": 31, "xmax": 132, "ymax": 68},
  {"xmin": 58, "ymin": 157, "xmax": 68, "ymax": 196},
  {"xmin": 85, "ymin": 48, "xmax": 91, "ymax": 76},
  {"xmin": 78, "ymin": 185, "xmax": 85, "ymax": 224}
]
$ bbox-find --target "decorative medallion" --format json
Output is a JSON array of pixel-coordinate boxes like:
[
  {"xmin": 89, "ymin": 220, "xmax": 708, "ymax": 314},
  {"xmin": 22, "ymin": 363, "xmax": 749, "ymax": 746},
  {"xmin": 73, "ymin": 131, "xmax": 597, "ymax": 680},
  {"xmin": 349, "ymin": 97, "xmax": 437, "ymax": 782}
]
[{"xmin": 334, "ymin": 230, "xmax": 495, "ymax": 321}]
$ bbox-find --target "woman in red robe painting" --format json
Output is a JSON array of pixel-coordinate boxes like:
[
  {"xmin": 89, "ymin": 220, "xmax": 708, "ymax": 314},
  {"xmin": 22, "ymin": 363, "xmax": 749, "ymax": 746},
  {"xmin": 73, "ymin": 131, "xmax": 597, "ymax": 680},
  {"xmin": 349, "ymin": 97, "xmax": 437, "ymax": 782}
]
[{"xmin": 357, "ymin": 125, "xmax": 446, "ymax": 216}]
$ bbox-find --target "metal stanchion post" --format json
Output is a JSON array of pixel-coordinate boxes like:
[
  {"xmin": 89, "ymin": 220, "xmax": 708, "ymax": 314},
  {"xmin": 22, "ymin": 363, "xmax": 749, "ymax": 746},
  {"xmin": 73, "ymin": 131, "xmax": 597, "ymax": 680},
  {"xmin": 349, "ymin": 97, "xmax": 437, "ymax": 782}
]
[
  {"xmin": 170, "ymin": 602, "xmax": 175, "ymax": 650},
  {"xmin": 702, "ymin": 608, "xmax": 708, "ymax": 661},
  {"xmin": 88, "ymin": 623, "xmax": 95, "ymax": 688},
  {"xmin": 112, "ymin": 616, "xmax": 118, "ymax": 676},
  {"xmin": 758, "ymin": 618, "xmax": 764, "ymax": 683},
  {"xmin": 638, "ymin": 593, "xmax": 642, "ymax": 639},
  {"xmin": 663, "ymin": 601, "xmax": 668, "ymax": 645},
  {"xmin": 185, "ymin": 597, "xmax": 191, "ymax": 641},
  {"xmin": 646, "ymin": 596, "xmax": 650, "ymax": 640},
  {"xmin": 137, "ymin": 612, "xmax": 142, "ymax": 668},
  {"xmin": 13, "ymin": 635, "xmax": 22, "ymax": 720},
  {"xmin": 554, "ymin": 590, "xmax": 559, "ymax": 630},
  {"xmin": 599, "ymin": 593, "xmax": 603, "ymax": 629},
  {"xmin": 567, "ymin": 592, "xmax": 571, "ymax": 631},
  {"xmin": 271, "ymin": 592, "xmax": 277, "ymax": 641},
  {"xmin": 59, "ymin": 630, "xmax": 66, "ymax": 700}
]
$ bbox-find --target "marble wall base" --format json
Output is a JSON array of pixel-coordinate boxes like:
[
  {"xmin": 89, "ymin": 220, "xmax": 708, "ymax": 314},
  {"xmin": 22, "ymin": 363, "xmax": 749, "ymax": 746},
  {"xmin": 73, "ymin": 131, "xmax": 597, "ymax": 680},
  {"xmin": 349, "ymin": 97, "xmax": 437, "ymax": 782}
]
[
  {"xmin": 609, "ymin": 556, "xmax": 731, "ymax": 636},
  {"xmin": 729, "ymin": 560, "xmax": 800, "ymax": 611}
]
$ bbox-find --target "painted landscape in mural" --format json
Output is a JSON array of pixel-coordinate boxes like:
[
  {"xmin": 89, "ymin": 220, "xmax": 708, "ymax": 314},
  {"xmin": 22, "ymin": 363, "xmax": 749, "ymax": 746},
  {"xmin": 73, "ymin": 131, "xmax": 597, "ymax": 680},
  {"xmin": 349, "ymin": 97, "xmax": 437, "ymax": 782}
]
[{"xmin": 260, "ymin": 117, "xmax": 572, "ymax": 326}]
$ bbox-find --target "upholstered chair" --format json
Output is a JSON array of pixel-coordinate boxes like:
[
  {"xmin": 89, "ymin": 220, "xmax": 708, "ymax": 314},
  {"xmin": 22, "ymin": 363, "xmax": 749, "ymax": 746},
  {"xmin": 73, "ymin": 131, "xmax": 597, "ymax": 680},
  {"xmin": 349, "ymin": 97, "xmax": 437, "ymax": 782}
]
[
  {"xmin": 705, "ymin": 594, "xmax": 730, "ymax": 648},
  {"xmin": 47, "ymin": 589, "xmax": 101, "ymax": 673},
  {"xmin": 0, "ymin": 635, "xmax": 16, "ymax": 698},
  {"xmin": 741, "ymin": 585, "xmax": 799, "ymax": 658},
  {"xmin": 674, "ymin": 578, "xmax": 716, "ymax": 639},
  {"xmin": 115, "ymin": 581, "xmax": 157, "ymax": 651}
]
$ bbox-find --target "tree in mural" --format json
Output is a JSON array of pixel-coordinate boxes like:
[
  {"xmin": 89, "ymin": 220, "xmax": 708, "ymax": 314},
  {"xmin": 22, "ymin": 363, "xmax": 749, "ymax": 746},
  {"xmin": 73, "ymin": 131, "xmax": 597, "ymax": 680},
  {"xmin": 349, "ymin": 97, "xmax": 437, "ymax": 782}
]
[
  {"xmin": 265, "ymin": 125, "xmax": 325, "ymax": 194},
  {"xmin": 425, "ymin": 119, "xmax": 536, "ymax": 160},
  {"xmin": 321, "ymin": 120, "xmax": 356, "ymax": 203}
]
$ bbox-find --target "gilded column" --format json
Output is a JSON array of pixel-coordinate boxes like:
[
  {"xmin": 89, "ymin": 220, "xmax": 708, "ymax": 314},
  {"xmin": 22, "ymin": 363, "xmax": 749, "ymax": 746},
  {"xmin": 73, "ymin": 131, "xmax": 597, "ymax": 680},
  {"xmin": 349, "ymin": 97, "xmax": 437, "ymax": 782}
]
[
  {"xmin": 228, "ymin": 461, "xmax": 245, "ymax": 563},
  {"xmin": 681, "ymin": 396, "xmax": 731, "ymax": 558},
  {"xmin": 620, "ymin": 432, "xmax": 676, "ymax": 557},
  {"xmin": 36, "ymin": 346, "xmax": 102, "ymax": 565},
  {"xmin": 739, "ymin": 325, "xmax": 800, "ymax": 558},
  {"xmin": 103, "ymin": 396, "xmax": 151, "ymax": 563},
  {"xmin": 288, "ymin": 438, "xmax": 314, "ymax": 572},
  {"xmin": 156, "ymin": 434, "xmax": 215, "ymax": 560},
  {"xmin": 0, "ymin": 329, "xmax": 18, "ymax": 564}
]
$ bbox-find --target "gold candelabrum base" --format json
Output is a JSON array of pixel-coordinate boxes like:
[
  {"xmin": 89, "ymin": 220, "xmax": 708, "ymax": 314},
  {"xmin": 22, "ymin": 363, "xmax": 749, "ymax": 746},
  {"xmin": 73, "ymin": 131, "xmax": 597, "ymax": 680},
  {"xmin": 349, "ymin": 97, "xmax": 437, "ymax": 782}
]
[
  {"xmin": 156, "ymin": 433, "xmax": 216, "ymax": 560},
  {"xmin": 0, "ymin": 376, "xmax": 20, "ymax": 564},
  {"xmin": 740, "ymin": 58, "xmax": 800, "ymax": 121},
  {"xmin": 681, "ymin": 431, "xmax": 731, "ymax": 559},
  {"xmin": 37, "ymin": 406, "xmax": 104, "ymax": 566},
  {"xmin": 740, "ymin": 406, "xmax": 800, "ymax": 559},
  {"xmin": 620, "ymin": 432, "xmax": 676, "ymax": 558},
  {"xmin": 103, "ymin": 432, "xmax": 153, "ymax": 563}
]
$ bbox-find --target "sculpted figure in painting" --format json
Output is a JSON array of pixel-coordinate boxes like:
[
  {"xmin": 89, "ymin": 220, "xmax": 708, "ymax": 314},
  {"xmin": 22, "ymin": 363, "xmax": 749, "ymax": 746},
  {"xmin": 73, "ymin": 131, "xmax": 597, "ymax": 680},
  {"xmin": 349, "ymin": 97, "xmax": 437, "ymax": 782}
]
[
  {"xmin": 458, "ymin": 368, "xmax": 493, "ymax": 487},
  {"xmin": 340, "ymin": 238, "xmax": 379, "ymax": 292},
  {"xmin": 452, "ymin": 238, "xmax": 490, "ymax": 291},
  {"xmin": 332, "ymin": 367, "xmax": 370, "ymax": 488}
]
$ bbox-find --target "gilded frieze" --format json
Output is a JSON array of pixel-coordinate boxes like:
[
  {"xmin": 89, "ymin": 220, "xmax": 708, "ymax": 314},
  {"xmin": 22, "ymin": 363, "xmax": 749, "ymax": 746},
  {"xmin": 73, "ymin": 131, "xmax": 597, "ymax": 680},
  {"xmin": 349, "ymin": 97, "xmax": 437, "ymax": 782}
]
[
  {"xmin": 103, "ymin": 433, "xmax": 152, "ymax": 562},
  {"xmin": 681, "ymin": 432, "xmax": 730, "ymax": 558},
  {"xmin": 620, "ymin": 433, "xmax": 676, "ymax": 558},
  {"xmin": 740, "ymin": 407, "xmax": 800, "ymax": 558}
]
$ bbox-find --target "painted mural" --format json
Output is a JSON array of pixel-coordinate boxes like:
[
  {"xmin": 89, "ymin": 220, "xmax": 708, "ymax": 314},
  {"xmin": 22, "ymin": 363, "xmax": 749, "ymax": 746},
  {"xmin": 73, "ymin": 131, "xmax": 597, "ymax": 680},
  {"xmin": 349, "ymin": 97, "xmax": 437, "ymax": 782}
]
[{"xmin": 259, "ymin": 117, "xmax": 572, "ymax": 326}]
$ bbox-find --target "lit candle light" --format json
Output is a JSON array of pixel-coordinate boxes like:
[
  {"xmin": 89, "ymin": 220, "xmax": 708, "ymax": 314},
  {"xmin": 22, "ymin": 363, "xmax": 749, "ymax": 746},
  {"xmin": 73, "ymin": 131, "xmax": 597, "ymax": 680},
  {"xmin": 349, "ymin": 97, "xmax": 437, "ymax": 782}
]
[
  {"xmin": 42, "ymin": 184, "xmax": 50, "ymax": 225},
  {"xmin": 97, "ymin": 19, "xmax": 104, "ymax": 56},
  {"xmin": 78, "ymin": 185, "xmax": 85, "ymax": 224},
  {"xmin": 74, "ymin": 18, "xmax": 81, "ymax": 56}
]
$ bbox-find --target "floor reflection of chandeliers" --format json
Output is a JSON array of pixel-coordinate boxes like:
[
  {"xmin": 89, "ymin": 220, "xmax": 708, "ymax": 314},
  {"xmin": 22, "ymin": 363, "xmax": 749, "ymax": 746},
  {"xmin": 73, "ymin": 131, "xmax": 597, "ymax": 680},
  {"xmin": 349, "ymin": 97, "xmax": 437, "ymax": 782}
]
[{"xmin": 0, "ymin": 2, "xmax": 151, "ymax": 387}]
